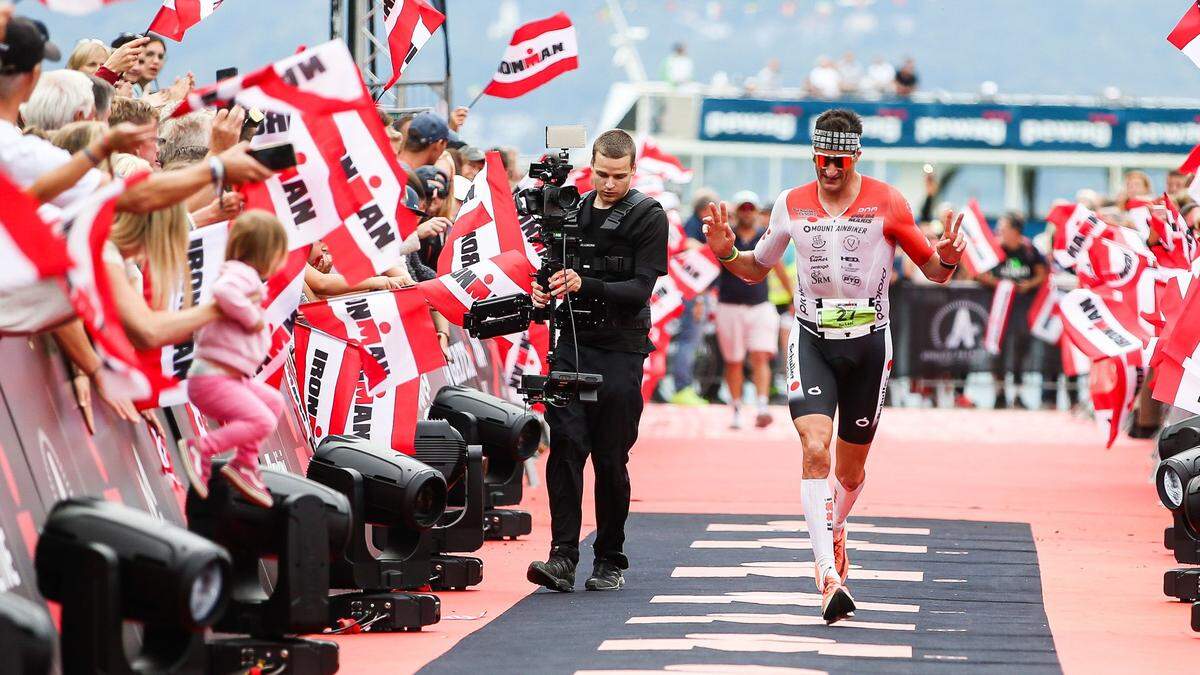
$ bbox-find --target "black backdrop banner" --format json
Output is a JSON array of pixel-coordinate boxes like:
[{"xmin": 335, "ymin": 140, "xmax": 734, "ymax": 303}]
[{"xmin": 890, "ymin": 281, "xmax": 1007, "ymax": 379}]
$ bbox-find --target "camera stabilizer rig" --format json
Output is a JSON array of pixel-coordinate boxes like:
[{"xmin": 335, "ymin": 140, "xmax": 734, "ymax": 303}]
[{"xmin": 463, "ymin": 126, "xmax": 603, "ymax": 407}]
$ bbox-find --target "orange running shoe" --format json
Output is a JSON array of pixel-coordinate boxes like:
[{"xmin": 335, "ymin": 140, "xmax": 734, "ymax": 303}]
[
  {"xmin": 819, "ymin": 571, "xmax": 855, "ymax": 624},
  {"xmin": 833, "ymin": 528, "xmax": 849, "ymax": 581}
]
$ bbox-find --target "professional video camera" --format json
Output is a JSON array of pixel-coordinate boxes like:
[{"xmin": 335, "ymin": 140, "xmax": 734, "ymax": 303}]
[{"xmin": 463, "ymin": 126, "xmax": 603, "ymax": 407}]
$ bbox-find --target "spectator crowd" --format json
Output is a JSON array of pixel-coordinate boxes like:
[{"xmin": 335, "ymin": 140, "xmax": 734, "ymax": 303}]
[{"xmin": 662, "ymin": 43, "xmax": 920, "ymax": 99}]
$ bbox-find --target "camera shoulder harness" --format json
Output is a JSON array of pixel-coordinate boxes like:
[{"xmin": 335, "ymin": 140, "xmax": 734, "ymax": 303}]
[{"xmin": 599, "ymin": 189, "xmax": 654, "ymax": 231}]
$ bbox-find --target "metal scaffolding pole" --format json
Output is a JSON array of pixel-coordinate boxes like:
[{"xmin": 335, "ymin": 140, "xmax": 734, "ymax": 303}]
[{"xmin": 330, "ymin": 0, "xmax": 452, "ymax": 112}]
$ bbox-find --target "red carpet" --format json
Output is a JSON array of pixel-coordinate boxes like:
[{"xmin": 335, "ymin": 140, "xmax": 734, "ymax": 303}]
[{"xmin": 332, "ymin": 405, "xmax": 1184, "ymax": 673}]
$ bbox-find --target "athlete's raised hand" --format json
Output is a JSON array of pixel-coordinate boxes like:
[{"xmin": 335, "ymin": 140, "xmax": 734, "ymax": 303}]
[
  {"xmin": 701, "ymin": 202, "xmax": 735, "ymax": 260},
  {"xmin": 936, "ymin": 210, "xmax": 966, "ymax": 266}
]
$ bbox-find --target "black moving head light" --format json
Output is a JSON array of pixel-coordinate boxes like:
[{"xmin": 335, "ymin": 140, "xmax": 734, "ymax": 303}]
[
  {"xmin": 36, "ymin": 497, "xmax": 231, "ymax": 674},
  {"xmin": 309, "ymin": 436, "xmax": 446, "ymax": 631},
  {"xmin": 430, "ymin": 385, "xmax": 542, "ymax": 539},
  {"xmin": 0, "ymin": 592, "xmax": 55, "ymax": 675},
  {"xmin": 188, "ymin": 465, "xmax": 350, "ymax": 675}
]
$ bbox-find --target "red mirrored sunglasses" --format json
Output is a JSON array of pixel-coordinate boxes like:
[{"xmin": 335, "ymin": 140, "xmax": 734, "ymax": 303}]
[{"xmin": 813, "ymin": 153, "xmax": 855, "ymax": 170}]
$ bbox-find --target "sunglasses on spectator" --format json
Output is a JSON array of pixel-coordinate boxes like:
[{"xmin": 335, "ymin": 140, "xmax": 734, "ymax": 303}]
[{"xmin": 813, "ymin": 153, "xmax": 856, "ymax": 170}]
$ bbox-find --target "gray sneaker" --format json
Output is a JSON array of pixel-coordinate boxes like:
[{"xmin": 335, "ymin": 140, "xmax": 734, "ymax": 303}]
[
  {"xmin": 585, "ymin": 560, "xmax": 625, "ymax": 591},
  {"xmin": 527, "ymin": 555, "xmax": 576, "ymax": 592}
]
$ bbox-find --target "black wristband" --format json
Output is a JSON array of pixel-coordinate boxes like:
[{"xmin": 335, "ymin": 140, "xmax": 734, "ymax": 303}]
[{"xmin": 939, "ymin": 258, "xmax": 958, "ymax": 271}]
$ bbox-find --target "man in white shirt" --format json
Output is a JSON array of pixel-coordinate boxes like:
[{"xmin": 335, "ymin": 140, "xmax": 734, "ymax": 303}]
[{"xmin": 807, "ymin": 56, "xmax": 841, "ymax": 100}]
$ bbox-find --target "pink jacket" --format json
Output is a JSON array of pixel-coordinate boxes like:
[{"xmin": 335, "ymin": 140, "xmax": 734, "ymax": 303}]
[{"xmin": 194, "ymin": 260, "xmax": 270, "ymax": 377}]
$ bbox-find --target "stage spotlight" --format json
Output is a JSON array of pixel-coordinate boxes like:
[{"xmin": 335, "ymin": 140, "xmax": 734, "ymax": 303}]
[
  {"xmin": 430, "ymin": 385, "xmax": 542, "ymax": 540},
  {"xmin": 1156, "ymin": 448, "xmax": 1200, "ymax": 513},
  {"xmin": 0, "ymin": 592, "xmax": 55, "ymax": 675},
  {"xmin": 414, "ymin": 419, "xmax": 487, "ymax": 590},
  {"xmin": 1159, "ymin": 415, "xmax": 1200, "ymax": 460},
  {"xmin": 187, "ymin": 464, "xmax": 350, "ymax": 675},
  {"xmin": 309, "ymin": 435, "xmax": 445, "ymax": 631},
  {"xmin": 35, "ymin": 497, "xmax": 230, "ymax": 674}
]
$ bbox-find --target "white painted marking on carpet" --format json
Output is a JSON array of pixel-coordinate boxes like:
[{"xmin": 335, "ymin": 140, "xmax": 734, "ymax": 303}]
[
  {"xmin": 649, "ymin": 592, "xmax": 920, "ymax": 613},
  {"xmin": 672, "ymin": 561, "xmax": 923, "ymax": 582},
  {"xmin": 935, "ymin": 550, "xmax": 969, "ymax": 555},
  {"xmin": 707, "ymin": 521, "xmax": 930, "ymax": 536},
  {"xmin": 923, "ymin": 655, "xmax": 969, "ymax": 661},
  {"xmin": 598, "ymin": 633, "xmax": 912, "ymax": 659},
  {"xmin": 627, "ymin": 613, "xmax": 915, "ymax": 631},
  {"xmin": 933, "ymin": 579, "xmax": 967, "ymax": 583},
  {"xmin": 929, "ymin": 610, "xmax": 965, "ymax": 614},
  {"xmin": 691, "ymin": 537, "xmax": 926, "ymax": 554}
]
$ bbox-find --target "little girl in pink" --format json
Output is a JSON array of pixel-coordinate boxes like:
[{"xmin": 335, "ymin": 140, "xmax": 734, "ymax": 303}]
[{"xmin": 181, "ymin": 211, "xmax": 289, "ymax": 508}]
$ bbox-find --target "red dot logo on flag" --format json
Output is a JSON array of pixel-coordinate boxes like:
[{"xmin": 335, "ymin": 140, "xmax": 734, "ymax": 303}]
[
  {"xmin": 369, "ymin": 176, "xmax": 382, "ymax": 189},
  {"xmin": 314, "ymin": 426, "xmax": 323, "ymax": 437},
  {"xmin": 807, "ymin": 217, "xmax": 818, "ymax": 223},
  {"xmin": 296, "ymin": 152, "xmax": 307, "ymax": 165},
  {"xmin": 789, "ymin": 382, "xmax": 800, "ymax": 391},
  {"xmin": 483, "ymin": 274, "xmax": 494, "ymax": 284},
  {"xmin": 379, "ymin": 322, "xmax": 391, "ymax": 334}
]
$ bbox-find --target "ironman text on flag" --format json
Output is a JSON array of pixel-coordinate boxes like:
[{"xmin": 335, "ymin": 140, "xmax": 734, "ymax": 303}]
[{"xmin": 483, "ymin": 12, "xmax": 580, "ymax": 99}]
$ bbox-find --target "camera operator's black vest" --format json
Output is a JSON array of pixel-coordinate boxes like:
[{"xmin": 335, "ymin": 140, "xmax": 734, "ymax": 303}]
[{"xmin": 576, "ymin": 189, "xmax": 656, "ymax": 279}]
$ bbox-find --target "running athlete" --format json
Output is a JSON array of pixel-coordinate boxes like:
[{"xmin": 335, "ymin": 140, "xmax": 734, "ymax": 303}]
[{"xmin": 702, "ymin": 109, "xmax": 965, "ymax": 623}]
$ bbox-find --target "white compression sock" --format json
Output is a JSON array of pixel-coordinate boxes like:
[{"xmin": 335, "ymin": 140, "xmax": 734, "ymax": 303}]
[
  {"xmin": 830, "ymin": 474, "xmax": 865, "ymax": 532},
  {"xmin": 756, "ymin": 395, "xmax": 769, "ymax": 413},
  {"xmin": 801, "ymin": 478, "xmax": 836, "ymax": 583}
]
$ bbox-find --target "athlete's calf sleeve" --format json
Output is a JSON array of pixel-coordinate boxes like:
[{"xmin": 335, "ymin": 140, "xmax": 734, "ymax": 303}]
[
  {"xmin": 830, "ymin": 474, "xmax": 864, "ymax": 532},
  {"xmin": 801, "ymin": 478, "xmax": 837, "ymax": 583}
]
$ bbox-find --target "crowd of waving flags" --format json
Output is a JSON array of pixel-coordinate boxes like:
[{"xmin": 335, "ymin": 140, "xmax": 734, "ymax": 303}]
[{"xmin": 2, "ymin": 2, "xmax": 705, "ymax": 455}]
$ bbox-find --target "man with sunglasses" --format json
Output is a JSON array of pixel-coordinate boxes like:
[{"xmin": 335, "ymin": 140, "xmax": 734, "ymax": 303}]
[{"xmin": 703, "ymin": 108, "xmax": 965, "ymax": 624}]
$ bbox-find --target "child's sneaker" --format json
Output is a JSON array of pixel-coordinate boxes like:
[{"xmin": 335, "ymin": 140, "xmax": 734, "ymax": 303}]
[
  {"xmin": 179, "ymin": 438, "xmax": 211, "ymax": 499},
  {"xmin": 220, "ymin": 461, "xmax": 273, "ymax": 508}
]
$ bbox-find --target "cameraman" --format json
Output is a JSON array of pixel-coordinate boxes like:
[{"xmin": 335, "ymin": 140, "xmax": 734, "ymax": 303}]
[{"xmin": 526, "ymin": 129, "xmax": 668, "ymax": 593}]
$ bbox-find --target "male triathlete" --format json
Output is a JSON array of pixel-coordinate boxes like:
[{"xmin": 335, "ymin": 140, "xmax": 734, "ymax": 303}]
[{"xmin": 702, "ymin": 108, "xmax": 965, "ymax": 623}]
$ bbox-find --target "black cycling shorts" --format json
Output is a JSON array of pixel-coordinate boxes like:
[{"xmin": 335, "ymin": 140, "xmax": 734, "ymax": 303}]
[{"xmin": 785, "ymin": 319, "xmax": 892, "ymax": 444}]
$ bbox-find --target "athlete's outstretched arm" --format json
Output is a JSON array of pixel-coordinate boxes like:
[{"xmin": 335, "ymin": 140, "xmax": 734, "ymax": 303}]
[
  {"xmin": 702, "ymin": 202, "xmax": 773, "ymax": 283},
  {"xmin": 918, "ymin": 211, "xmax": 966, "ymax": 283}
]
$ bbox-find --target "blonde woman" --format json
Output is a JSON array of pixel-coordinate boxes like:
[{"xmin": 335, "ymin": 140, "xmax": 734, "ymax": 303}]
[
  {"xmin": 66, "ymin": 38, "xmax": 109, "ymax": 75},
  {"xmin": 105, "ymin": 160, "xmax": 221, "ymax": 349}
]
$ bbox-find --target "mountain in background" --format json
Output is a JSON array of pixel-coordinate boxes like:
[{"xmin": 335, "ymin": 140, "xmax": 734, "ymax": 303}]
[{"xmin": 21, "ymin": 0, "xmax": 1200, "ymax": 152}]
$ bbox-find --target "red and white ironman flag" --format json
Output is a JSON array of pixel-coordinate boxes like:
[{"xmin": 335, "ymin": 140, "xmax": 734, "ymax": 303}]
[
  {"xmin": 1169, "ymin": 1, "xmax": 1200, "ymax": 69},
  {"xmin": 419, "ymin": 250, "xmax": 536, "ymax": 330},
  {"xmin": 172, "ymin": 41, "xmax": 371, "ymax": 119},
  {"xmin": 293, "ymin": 323, "xmax": 368, "ymax": 441},
  {"xmin": 983, "ymin": 279, "xmax": 1016, "ymax": 355},
  {"xmin": 345, "ymin": 372, "xmax": 422, "ymax": 453},
  {"xmin": 667, "ymin": 246, "xmax": 720, "ymax": 299},
  {"xmin": 39, "ymin": 0, "xmax": 128, "ymax": 14},
  {"xmin": 300, "ymin": 288, "xmax": 444, "ymax": 394},
  {"xmin": 137, "ymin": 222, "xmax": 228, "ymax": 409},
  {"xmin": 637, "ymin": 137, "xmax": 693, "ymax": 184},
  {"xmin": 1049, "ymin": 203, "xmax": 1104, "ymax": 269},
  {"xmin": 1028, "ymin": 282, "xmax": 1063, "ymax": 344},
  {"xmin": 1091, "ymin": 353, "xmax": 1144, "ymax": 448},
  {"xmin": 382, "ymin": 0, "xmax": 445, "ymax": 90},
  {"xmin": 0, "ymin": 171, "xmax": 70, "ymax": 291},
  {"xmin": 149, "ymin": 0, "xmax": 224, "ymax": 42},
  {"xmin": 482, "ymin": 12, "xmax": 579, "ymax": 99},
  {"xmin": 1056, "ymin": 288, "xmax": 1149, "ymax": 362},
  {"xmin": 957, "ymin": 199, "xmax": 1004, "ymax": 276},
  {"xmin": 438, "ymin": 151, "xmax": 532, "ymax": 276}
]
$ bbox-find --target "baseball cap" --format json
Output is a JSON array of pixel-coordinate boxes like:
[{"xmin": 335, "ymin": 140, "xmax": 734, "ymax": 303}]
[
  {"xmin": 732, "ymin": 190, "xmax": 761, "ymax": 209},
  {"xmin": 460, "ymin": 145, "xmax": 486, "ymax": 163},
  {"xmin": 0, "ymin": 18, "xmax": 62, "ymax": 75},
  {"xmin": 407, "ymin": 112, "xmax": 450, "ymax": 145},
  {"xmin": 415, "ymin": 165, "xmax": 449, "ymax": 198},
  {"xmin": 403, "ymin": 185, "xmax": 427, "ymax": 219}
]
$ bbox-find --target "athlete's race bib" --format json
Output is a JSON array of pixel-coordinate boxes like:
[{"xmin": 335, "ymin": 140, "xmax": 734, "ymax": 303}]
[{"xmin": 816, "ymin": 299, "xmax": 878, "ymax": 333}]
